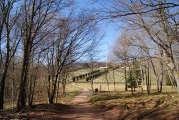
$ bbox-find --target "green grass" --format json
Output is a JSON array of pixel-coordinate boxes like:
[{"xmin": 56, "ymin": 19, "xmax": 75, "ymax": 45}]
[
  {"xmin": 102, "ymin": 92, "xmax": 179, "ymax": 119},
  {"xmin": 74, "ymin": 82, "xmax": 125, "ymax": 91},
  {"xmin": 93, "ymin": 69, "xmax": 124, "ymax": 83},
  {"xmin": 89, "ymin": 87, "xmax": 178, "ymax": 110},
  {"xmin": 69, "ymin": 68, "xmax": 158, "ymax": 85},
  {"xmin": 71, "ymin": 69, "xmax": 91, "ymax": 76},
  {"xmin": 58, "ymin": 83, "xmax": 82, "ymax": 103},
  {"xmin": 66, "ymin": 68, "xmax": 125, "ymax": 83},
  {"xmin": 59, "ymin": 91, "xmax": 81, "ymax": 103}
]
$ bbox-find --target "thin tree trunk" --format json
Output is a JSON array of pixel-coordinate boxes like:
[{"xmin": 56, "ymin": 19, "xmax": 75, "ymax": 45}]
[
  {"xmin": 0, "ymin": 68, "xmax": 8, "ymax": 109},
  {"xmin": 124, "ymin": 66, "xmax": 127, "ymax": 91},
  {"xmin": 147, "ymin": 67, "xmax": 150, "ymax": 94},
  {"xmin": 105, "ymin": 72, "xmax": 109, "ymax": 92},
  {"xmin": 113, "ymin": 68, "xmax": 116, "ymax": 91},
  {"xmin": 91, "ymin": 76, "xmax": 94, "ymax": 93},
  {"xmin": 129, "ymin": 67, "xmax": 133, "ymax": 95},
  {"xmin": 0, "ymin": 21, "xmax": 11, "ymax": 109},
  {"xmin": 11, "ymin": 56, "xmax": 15, "ymax": 107},
  {"xmin": 17, "ymin": 62, "xmax": 29, "ymax": 110},
  {"xmin": 17, "ymin": 47, "xmax": 30, "ymax": 111},
  {"xmin": 48, "ymin": 74, "xmax": 58, "ymax": 104},
  {"xmin": 62, "ymin": 78, "xmax": 66, "ymax": 95},
  {"xmin": 159, "ymin": 60, "xmax": 164, "ymax": 93},
  {"xmin": 56, "ymin": 80, "xmax": 60, "ymax": 103},
  {"xmin": 0, "ymin": 37, "xmax": 10, "ymax": 109}
]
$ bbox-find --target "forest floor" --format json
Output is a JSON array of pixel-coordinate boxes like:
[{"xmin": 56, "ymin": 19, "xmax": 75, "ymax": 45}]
[
  {"xmin": 0, "ymin": 84, "xmax": 179, "ymax": 120},
  {"xmin": 0, "ymin": 85, "xmax": 108, "ymax": 120}
]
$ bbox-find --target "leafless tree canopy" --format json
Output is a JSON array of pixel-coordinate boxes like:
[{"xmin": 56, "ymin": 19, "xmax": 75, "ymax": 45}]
[
  {"xmin": 0, "ymin": 0, "xmax": 179, "ymax": 112},
  {"xmin": 102, "ymin": 0, "xmax": 179, "ymax": 93},
  {"xmin": 0, "ymin": 0, "xmax": 102, "ymax": 110}
]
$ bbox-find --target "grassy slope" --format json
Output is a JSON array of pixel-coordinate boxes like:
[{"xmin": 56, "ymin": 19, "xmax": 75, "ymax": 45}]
[
  {"xmin": 69, "ymin": 68, "xmax": 158, "ymax": 85},
  {"xmin": 59, "ymin": 83, "xmax": 82, "ymax": 103},
  {"xmin": 68, "ymin": 68, "xmax": 125, "ymax": 83},
  {"xmin": 89, "ymin": 87, "xmax": 179, "ymax": 119}
]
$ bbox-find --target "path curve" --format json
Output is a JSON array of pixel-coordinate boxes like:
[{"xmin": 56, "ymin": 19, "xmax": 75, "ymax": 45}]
[
  {"xmin": 0, "ymin": 84, "xmax": 106, "ymax": 120},
  {"xmin": 60, "ymin": 83, "xmax": 104, "ymax": 120}
]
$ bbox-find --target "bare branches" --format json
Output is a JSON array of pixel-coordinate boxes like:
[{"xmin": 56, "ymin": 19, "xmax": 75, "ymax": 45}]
[
  {"xmin": 108, "ymin": 0, "xmax": 179, "ymax": 93},
  {"xmin": 0, "ymin": 0, "xmax": 21, "ymax": 110}
]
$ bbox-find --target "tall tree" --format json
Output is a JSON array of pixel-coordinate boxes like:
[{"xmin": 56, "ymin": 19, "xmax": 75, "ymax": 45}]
[
  {"xmin": 112, "ymin": 32, "xmax": 131, "ymax": 91},
  {"xmin": 96, "ymin": 0, "xmax": 179, "ymax": 93},
  {"xmin": 46, "ymin": 13, "xmax": 100, "ymax": 103},
  {"xmin": 86, "ymin": 41, "xmax": 101, "ymax": 93},
  {"xmin": 17, "ymin": 0, "xmax": 71, "ymax": 110},
  {"xmin": 0, "ymin": 0, "xmax": 21, "ymax": 110}
]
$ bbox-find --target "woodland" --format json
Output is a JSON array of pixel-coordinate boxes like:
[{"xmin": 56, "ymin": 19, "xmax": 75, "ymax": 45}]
[{"xmin": 0, "ymin": 0, "xmax": 179, "ymax": 119}]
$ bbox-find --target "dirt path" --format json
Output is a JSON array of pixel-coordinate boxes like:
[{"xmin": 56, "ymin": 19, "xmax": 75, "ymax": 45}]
[
  {"xmin": 0, "ymin": 84, "xmax": 107, "ymax": 120},
  {"xmin": 60, "ymin": 84, "xmax": 105, "ymax": 120},
  {"xmin": 58, "ymin": 91, "xmax": 104, "ymax": 119},
  {"xmin": 18, "ymin": 84, "xmax": 106, "ymax": 120}
]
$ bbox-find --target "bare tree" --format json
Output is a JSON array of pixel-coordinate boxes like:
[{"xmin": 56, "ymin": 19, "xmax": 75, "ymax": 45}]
[
  {"xmin": 96, "ymin": 0, "xmax": 179, "ymax": 93},
  {"xmin": 112, "ymin": 32, "xmax": 132, "ymax": 91},
  {"xmin": 0, "ymin": 0, "xmax": 21, "ymax": 110},
  {"xmin": 27, "ymin": 52, "xmax": 42, "ymax": 106},
  {"xmin": 46, "ymin": 13, "xmax": 100, "ymax": 103},
  {"xmin": 127, "ymin": 30, "xmax": 166, "ymax": 93},
  {"xmin": 16, "ymin": 0, "xmax": 72, "ymax": 110},
  {"xmin": 86, "ymin": 42, "xmax": 101, "ymax": 93}
]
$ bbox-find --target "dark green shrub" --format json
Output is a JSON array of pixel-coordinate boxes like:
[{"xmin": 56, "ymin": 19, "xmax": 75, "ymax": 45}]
[
  {"xmin": 127, "ymin": 62, "xmax": 142, "ymax": 88},
  {"xmin": 165, "ymin": 74, "xmax": 172, "ymax": 86},
  {"xmin": 165, "ymin": 74, "xmax": 177, "ymax": 86}
]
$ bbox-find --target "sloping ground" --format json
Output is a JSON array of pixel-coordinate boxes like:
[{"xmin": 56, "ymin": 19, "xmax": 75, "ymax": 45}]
[
  {"xmin": 100, "ymin": 107, "xmax": 179, "ymax": 120},
  {"xmin": 89, "ymin": 91, "xmax": 179, "ymax": 120},
  {"xmin": 1, "ymin": 85, "xmax": 178, "ymax": 120},
  {"xmin": 0, "ymin": 88, "xmax": 106, "ymax": 120}
]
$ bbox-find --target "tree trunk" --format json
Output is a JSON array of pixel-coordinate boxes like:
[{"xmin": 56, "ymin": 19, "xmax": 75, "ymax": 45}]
[
  {"xmin": 49, "ymin": 97, "xmax": 54, "ymax": 104},
  {"xmin": 124, "ymin": 66, "xmax": 127, "ymax": 91},
  {"xmin": 0, "ymin": 24, "xmax": 11, "ymax": 109},
  {"xmin": 113, "ymin": 68, "xmax": 116, "ymax": 91},
  {"xmin": 48, "ymin": 75, "xmax": 58, "ymax": 104},
  {"xmin": 62, "ymin": 78, "xmax": 66, "ymax": 95},
  {"xmin": 91, "ymin": 77, "xmax": 94, "ymax": 93},
  {"xmin": 17, "ymin": 50, "xmax": 30, "ymax": 111},
  {"xmin": 0, "ymin": 68, "xmax": 8, "ymax": 110},
  {"xmin": 147, "ymin": 67, "xmax": 151, "ymax": 94},
  {"xmin": 105, "ymin": 72, "xmax": 110, "ymax": 92},
  {"xmin": 159, "ymin": 60, "xmax": 164, "ymax": 93},
  {"xmin": 140, "ymin": 67, "xmax": 144, "ymax": 91},
  {"xmin": 17, "ymin": 0, "xmax": 36, "ymax": 111},
  {"xmin": 164, "ymin": 53, "xmax": 179, "ymax": 93},
  {"xmin": 145, "ymin": 66, "xmax": 150, "ymax": 94},
  {"xmin": 129, "ymin": 68, "xmax": 133, "ymax": 95},
  {"xmin": 159, "ymin": 81, "xmax": 163, "ymax": 93},
  {"xmin": 0, "ymin": 47, "xmax": 10, "ymax": 110},
  {"xmin": 56, "ymin": 80, "xmax": 60, "ymax": 103},
  {"xmin": 28, "ymin": 75, "xmax": 36, "ymax": 106}
]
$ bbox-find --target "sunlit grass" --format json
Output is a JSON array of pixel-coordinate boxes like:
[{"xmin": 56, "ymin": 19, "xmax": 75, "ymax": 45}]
[
  {"xmin": 89, "ymin": 87, "xmax": 178, "ymax": 110},
  {"xmin": 69, "ymin": 68, "xmax": 158, "ymax": 86},
  {"xmin": 59, "ymin": 91, "xmax": 81, "ymax": 103}
]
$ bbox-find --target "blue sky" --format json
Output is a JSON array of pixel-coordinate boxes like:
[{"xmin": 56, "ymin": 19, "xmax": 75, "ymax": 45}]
[
  {"xmin": 76, "ymin": 0, "xmax": 122, "ymax": 62},
  {"xmin": 98, "ymin": 23, "xmax": 121, "ymax": 61}
]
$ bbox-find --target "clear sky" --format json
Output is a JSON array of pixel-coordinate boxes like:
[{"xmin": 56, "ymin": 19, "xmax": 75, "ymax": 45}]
[
  {"xmin": 98, "ymin": 23, "xmax": 121, "ymax": 61},
  {"xmin": 76, "ymin": 0, "xmax": 122, "ymax": 62}
]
